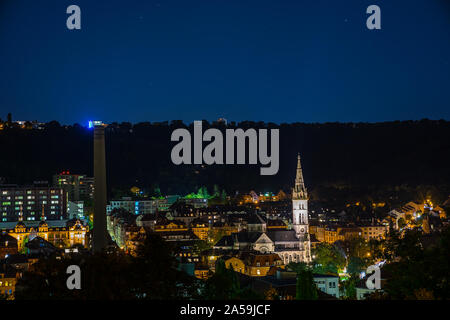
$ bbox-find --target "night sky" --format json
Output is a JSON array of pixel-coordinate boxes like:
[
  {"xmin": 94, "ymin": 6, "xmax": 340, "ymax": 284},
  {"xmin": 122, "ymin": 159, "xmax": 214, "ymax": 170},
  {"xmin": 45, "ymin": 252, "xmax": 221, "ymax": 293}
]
[{"xmin": 1, "ymin": 0, "xmax": 449, "ymax": 125}]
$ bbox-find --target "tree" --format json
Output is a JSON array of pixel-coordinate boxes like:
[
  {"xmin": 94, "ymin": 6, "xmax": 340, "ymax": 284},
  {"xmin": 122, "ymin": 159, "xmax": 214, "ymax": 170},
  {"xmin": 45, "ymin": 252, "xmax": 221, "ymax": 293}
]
[
  {"xmin": 221, "ymin": 190, "xmax": 227, "ymax": 202},
  {"xmin": 340, "ymin": 274, "xmax": 359, "ymax": 299},
  {"xmin": 15, "ymin": 250, "xmax": 136, "ymax": 300},
  {"xmin": 20, "ymin": 235, "xmax": 29, "ymax": 254},
  {"xmin": 342, "ymin": 237, "xmax": 370, "ymax": 260},
  {"xmin": 380, "ymin": 227, "xmax": 450, "ymax": 299},
  {"xmin": 414, "ymin": 288, "xmax": 434, "ymax": 300},
  {"xmin": 287, "ymin": 262, "xmax": 308, "ymax": 274},
  {"xmin": 15, "ymin": 232, "xmax": 201, "ymax": 300},
  {"xmin": 213, "ymin": 184, "xmax": 220, "ymax": 197},
  {"xmin": 296, "ymin": 269, "xmax": 318, "ymax": 300},
  {"xmin": 347, "ymin": 256, "xmax": 366, "ymax": 276},
  {"xmin": 200, "ymin": 186, "xmax": 210, "ymax": 199},
  {"xmin": 202, "ymin": 259, "xmax": 241, "ymax": 300},
  {"xmin": 202, "ymin": 260, "xmax": 262, "ymax": 300},
  {"xmin": 132, "ymin": 233, "xmax": 200, "ymax": 299},
  {"xmin": 312, "ymin": 243, "xmax": 346, "ymax": 274}
]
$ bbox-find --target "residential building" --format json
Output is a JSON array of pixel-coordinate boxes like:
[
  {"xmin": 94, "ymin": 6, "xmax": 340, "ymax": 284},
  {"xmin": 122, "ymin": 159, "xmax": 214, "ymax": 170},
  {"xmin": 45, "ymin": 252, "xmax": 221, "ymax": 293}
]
[
  {"xmin": 190, "ymin": 218, "xmax": 209, "ymax": 241},
  {"xmin": 359, "ymin": 224, "xmax": 387, "ymax": 241},
  {"xmin": 313, "ymin": 273, "xmax": 340, "ymax": 298},
  {"xmin": 225, "ymin": 252, "xmax": 282, "ymax": 277},
  {"xmin": 0, "ymin": 185, "xmax": 67, "ymax": 222},
  {"xmin": 52, "ymin": 172, "xmax": 94, "ymax": 201},
  {"xmin": 0, "ymin": 234, "xmax": 18, "ymax": 258},
  {"xmin": 107, "ymin": 197, "xmax": 172, "ymax": 215},
  {"xmin": 67, "ymin": 201, "xmax": 84, "ymax": 219},
  {"xmin": 1, "ymin": 219, "xmax": 89, "ymax": 251}
]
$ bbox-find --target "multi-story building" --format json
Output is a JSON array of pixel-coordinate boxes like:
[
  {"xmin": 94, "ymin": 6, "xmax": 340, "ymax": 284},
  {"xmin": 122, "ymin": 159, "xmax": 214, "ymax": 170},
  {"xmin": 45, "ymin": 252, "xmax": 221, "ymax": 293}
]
[
  {"xmin": 324, "ymin": 227, "xmax": 344, "ymax": 243},
  {"xmin": 248, "ymin": 269, "xmax": 339, "ymax": 300},
  {"xmin": 190, "ymin": 218, "xmax": 209, "ymax": 241},
  {"xmin": 313, "ymin": 274, "xmax": 340, "ymax": 298},
  {"xmin": 338, "ymin": 227, "xmax": 363, "ymax": 241},
  {"xmin": 194, "ymin": 265, "xmax": 210, "ymax": 279},
  {"xmin": 359, "ymin": 225, "xmax": 387, "ymax": 241},
  {"xmin": 52, "ymin": 172, "xmax": 94, "ymax": 201},
  {"xmin": 67, "ymin": 201, "xmax": 84, "ymax": 219},
  {"xmin": 310, "ymin": 224, "xmax": 387, "ymax": 244},
  {"xmin": 183, "ymin": 198, "xmax": 209, "ymax": 208},
  {"xmin": 225, "ymin": 253, "xmax": 282, "ymax": 277},
  {"xmin": 0, "ymin": 234, "xmax": 18, "ymax": 258},
  {"xmin": 107, "ymin": 197, "xmax": 172, "ymax": 215},
  {"xmin": 1, "ymin": 219, "xmax": 89, "ymax": 250},
  {"xmin": 0, "ymin": 267, "xmax": 17, "ymax": 299},
  {"xmin": 0, "ymin": 185, "xmax": 67, "ymax": 222}
]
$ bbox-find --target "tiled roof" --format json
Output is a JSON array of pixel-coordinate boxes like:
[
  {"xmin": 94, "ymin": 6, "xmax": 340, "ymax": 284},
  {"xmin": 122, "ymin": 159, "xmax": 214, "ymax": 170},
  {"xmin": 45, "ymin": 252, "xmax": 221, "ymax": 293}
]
[
  {"xmin": 266, "ymin": 230, "xmax": 298, "ymax": 242},
  {"xmin": 215, "ymin": 235, "xmax": 234, "ymax": 247},
  {"xmin": 234, "ymin": 231, "xmax": 263, "ymax": 243}
]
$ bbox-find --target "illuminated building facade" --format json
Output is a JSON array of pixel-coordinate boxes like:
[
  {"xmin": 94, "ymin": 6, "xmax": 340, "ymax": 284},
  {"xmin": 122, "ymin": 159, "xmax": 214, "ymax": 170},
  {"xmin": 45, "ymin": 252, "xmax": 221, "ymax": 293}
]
[
  {"xmin": 0, "ymin": 186, "xmax": 67, "ymax": 222},
  {"xmin": 3, "ymin": 219, "xmax": 89, "ymax": 251},
  {"xmin": 225, "ymin": 253, "xmax": 282, "ymax": 277},
  {"xmin": 213, "ymin": 154, "xmax": 312, "ymax": 264},
  {"xmin": 190, "ymin": 219, "xmax": 209, "ymax": 241},
  {"xmin": 107, "ymin": 198, "xmax": 171, "ymax": 215},
  {"xmin": 0, "ymin": 234, "xmax": 18, "ymax": 258},
  {"xmin": 0, "ymin": 271, "xmax": 16, "ymax": 299},
  {"xmin": 52, "ymin": 172, "xmax": 94, "ymax": 201}
]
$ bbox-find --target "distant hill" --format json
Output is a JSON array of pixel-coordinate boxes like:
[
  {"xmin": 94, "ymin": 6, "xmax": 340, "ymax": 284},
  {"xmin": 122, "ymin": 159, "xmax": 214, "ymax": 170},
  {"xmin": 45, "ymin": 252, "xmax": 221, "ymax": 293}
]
[{"xmin": 1, "ymin": 119, "xmax": 449, "ymax": 199}]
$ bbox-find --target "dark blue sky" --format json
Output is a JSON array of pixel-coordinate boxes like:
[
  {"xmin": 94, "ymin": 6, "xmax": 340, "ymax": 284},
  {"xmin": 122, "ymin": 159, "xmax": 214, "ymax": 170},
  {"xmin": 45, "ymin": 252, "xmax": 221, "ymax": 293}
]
[{"xmin": 1, "ymin": 0, "xmax": 449, "ymax": 124}]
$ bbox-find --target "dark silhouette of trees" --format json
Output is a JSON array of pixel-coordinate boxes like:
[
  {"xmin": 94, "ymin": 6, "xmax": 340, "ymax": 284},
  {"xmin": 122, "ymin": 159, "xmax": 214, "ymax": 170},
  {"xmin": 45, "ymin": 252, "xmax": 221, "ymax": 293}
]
[
  {"xmin": 0, "ymin": 120, "xmax": 449, "ymax": 199},
  {"xmin": 312, "ymin": 243, "xmax": 346, "ymax": 274},
  {"xmin": 371, "ymin": 227, "xmax": 450, "ymax": 299},
  {"xmin": 15, "ymin": 233, "xmax": 201, "ymax": 300},
  {"xmin": 296, "ymin": 269, "xmax": 318, "ymax": 300},
  {"xmin": 201, "ymin": 260, "xmax": 262, "ymax": 300}
]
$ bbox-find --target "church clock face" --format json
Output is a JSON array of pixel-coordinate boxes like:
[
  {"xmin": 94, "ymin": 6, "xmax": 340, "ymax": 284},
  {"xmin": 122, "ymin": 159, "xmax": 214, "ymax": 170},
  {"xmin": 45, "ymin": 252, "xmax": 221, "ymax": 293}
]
[{"xmin": 300, "ymin": 228, "xmax": 305, "ymax": 233}]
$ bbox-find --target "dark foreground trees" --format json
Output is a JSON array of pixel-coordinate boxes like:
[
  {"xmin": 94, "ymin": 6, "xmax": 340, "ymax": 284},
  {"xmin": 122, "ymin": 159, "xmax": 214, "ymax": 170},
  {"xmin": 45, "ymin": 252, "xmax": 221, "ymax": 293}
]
[
  {"xmin": 15, "ymin": 233, "xmax": 200, "ymax": 300},
  {"xmin": 296, "ymin": 269, "xmax": 318, "ymax": 300},
  {"xmin": 368, "ymin": 227, "xmax": 450, "ymax": 300},
  {"xmin": 201, "ymin": 260, "xmax": 263, "ymax": 300}
]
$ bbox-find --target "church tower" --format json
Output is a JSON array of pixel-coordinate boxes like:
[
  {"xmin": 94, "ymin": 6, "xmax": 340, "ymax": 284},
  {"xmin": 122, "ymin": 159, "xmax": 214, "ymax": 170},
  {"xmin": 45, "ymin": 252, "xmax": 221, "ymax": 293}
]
[{"xmin": 292, "ymin": 154, "xmax": 308, "ymax": 238}]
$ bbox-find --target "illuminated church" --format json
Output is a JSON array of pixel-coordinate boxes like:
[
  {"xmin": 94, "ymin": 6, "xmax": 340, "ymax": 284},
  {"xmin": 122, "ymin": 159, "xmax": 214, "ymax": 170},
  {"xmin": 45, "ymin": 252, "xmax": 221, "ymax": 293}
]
[{"xmin": 214, "ymin": 154, "xmax": 311, "ymax": 264}]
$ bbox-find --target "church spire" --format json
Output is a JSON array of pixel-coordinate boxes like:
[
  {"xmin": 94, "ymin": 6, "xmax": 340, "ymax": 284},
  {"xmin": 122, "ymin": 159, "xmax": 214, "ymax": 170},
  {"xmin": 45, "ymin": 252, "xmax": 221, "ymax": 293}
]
[{"xmin": 293, "ymin": 153, "xmax": 307, "ymax": 200}]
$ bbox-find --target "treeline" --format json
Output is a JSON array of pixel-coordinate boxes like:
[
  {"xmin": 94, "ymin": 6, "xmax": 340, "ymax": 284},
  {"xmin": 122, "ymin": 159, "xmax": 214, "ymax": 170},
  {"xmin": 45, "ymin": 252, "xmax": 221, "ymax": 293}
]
[{"xmin": 0, "ymin": 119, "xmax": 449, "ymax": 200}]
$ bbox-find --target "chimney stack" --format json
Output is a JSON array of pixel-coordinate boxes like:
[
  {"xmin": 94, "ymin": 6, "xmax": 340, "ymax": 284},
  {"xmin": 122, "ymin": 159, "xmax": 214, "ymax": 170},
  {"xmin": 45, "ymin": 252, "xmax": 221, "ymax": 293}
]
[{"xmin": 93, "ymin": 121, "xmax": 108, "ymax": 252}]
